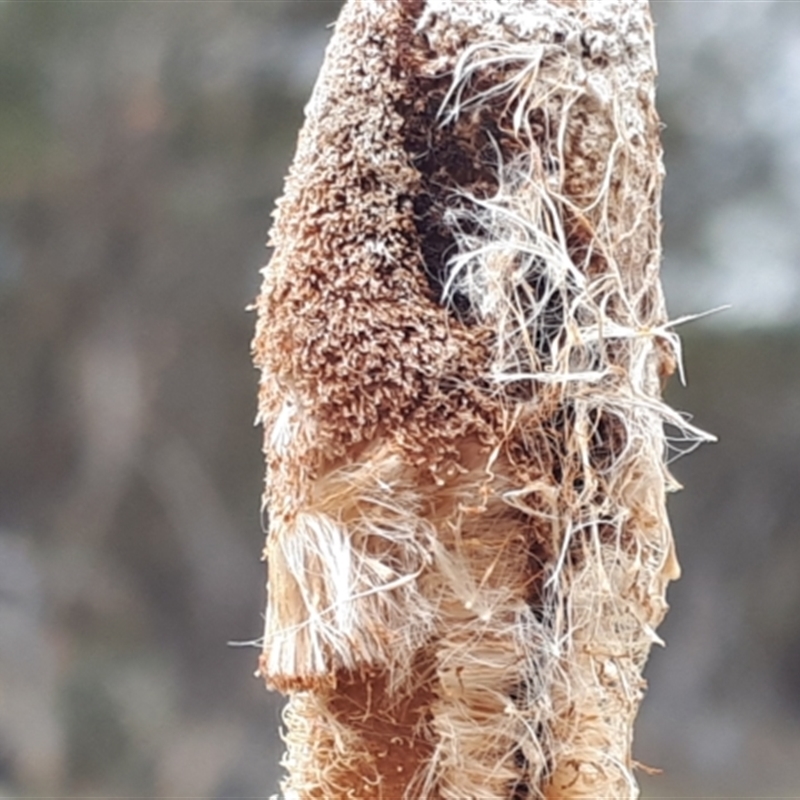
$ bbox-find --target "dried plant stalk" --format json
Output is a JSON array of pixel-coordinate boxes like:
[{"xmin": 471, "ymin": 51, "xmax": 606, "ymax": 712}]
[{"xmin": 252, "ymin": 1, "xmax": 711, "ymax": 798}]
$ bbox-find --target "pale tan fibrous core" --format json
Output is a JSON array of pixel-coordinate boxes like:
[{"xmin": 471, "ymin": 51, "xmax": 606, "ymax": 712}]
[{"xmin": 252, "ymin": 1, "xmax": 712, "ymax": 798}]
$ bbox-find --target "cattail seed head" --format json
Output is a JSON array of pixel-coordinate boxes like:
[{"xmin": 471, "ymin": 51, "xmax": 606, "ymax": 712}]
[{"xmin": 253, "ymin": 2, "xmax": 711, "ymax": 797}]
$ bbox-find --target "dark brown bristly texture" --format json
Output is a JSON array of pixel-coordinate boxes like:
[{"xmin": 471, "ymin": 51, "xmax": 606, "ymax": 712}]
[{"xmin": 252, "ymin": 1, "xmax": 711, "ymax": 798}]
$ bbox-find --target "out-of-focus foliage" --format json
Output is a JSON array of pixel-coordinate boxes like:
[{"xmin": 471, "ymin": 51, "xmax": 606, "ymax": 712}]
[
  {"xmin": 0, "ymin": 1, "xmax": 798, "ymax": 796},
  {"xmin": 655, "ymin": 0, "xmax": 800, "ymax": 325},
  {"xmin": 0, "ymin": 1, "xmax": 340, "ymax": 794},
  {"xmin": 639, "ymin": 333, "xmax": 800, "ymax": 797}
]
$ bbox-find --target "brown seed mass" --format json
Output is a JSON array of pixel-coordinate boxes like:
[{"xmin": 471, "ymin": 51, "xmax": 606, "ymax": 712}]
[{"xmin": 253, "ymin": 1, "xmax": 709, "ymax": 798}]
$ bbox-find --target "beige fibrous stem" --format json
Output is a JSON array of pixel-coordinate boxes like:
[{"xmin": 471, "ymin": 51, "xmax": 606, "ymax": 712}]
[{"xmin": 252, "ymin": 1, "xmax": 712, "ymax": 798}]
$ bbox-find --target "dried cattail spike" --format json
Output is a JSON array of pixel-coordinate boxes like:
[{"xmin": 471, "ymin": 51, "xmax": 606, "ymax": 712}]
[{"xmin": 252, "ymin": 1, "xmax": 712, "ymax": 798}]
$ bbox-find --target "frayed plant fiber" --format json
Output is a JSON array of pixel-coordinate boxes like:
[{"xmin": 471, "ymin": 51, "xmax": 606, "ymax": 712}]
[{"xmin": 252, "ymin": 1, "xmax": 712, "ymax": 798}]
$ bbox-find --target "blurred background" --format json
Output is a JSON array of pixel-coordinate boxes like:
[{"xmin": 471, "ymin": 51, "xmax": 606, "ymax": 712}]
[{"xmin": 0, "ymin": 1, "xmax": 798, "ymax": 796}]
